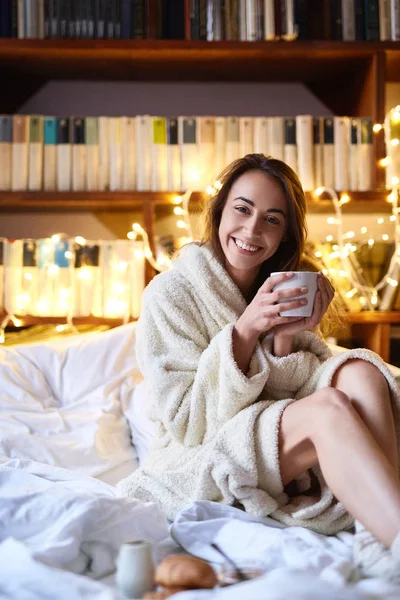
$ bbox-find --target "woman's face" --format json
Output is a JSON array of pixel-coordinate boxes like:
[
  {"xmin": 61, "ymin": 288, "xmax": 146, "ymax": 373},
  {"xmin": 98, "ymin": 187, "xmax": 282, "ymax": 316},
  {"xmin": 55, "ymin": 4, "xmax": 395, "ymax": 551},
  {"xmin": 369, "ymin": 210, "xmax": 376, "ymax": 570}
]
[{"xmin": 218, "ymin": 169, "xmax": 288, "ymax": 289}]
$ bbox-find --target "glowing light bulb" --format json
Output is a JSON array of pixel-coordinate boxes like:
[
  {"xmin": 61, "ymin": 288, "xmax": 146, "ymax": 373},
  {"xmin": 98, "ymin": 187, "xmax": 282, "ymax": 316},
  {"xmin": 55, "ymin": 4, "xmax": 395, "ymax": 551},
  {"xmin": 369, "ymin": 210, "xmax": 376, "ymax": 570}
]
[
  {"xmin": 51, "ymin": 234, "xmax": 61, "ymax": 243},
  {"xmin": 177, "ymin": 220, "xmax": 188, "ymax": 229},
  {"xmin": 373, "ymin": 124, "xmax": 383, "ymax": 133},
  {"xmin": 382, "ymin": 234, "xmax": 389, "ymax": 241},
  {"xmin": 132, "ymin": 223, "xmax": 142, "ymax": 233},
  {"xmin": 75, "ymin": 236, "xmax": 86, "ymax": 245},
  {"xmin": 174, "ymin": 206, "xmax": 185, "ymax": 215},
  {"xmin": 314, "ymin": 187, "xmax": 324, "ymax": 196},
  {"xmin": 340, "ymin": 194, "xmax": 350, "ymax": 205},
  {"xmin": 326, "ymin": 235, "xmax": 333, "ymax": 242},
  {"xmin": 361, "ymin": 226, "xmax": 368, "ymax": 234},
  {"xmin": 173, "ymin": 196, "xmax": 183, "ymax": 205},
  {"xmin": 368, "ymin": 238, "xmax": 375, "ymax": 246},
  {"xmin": 127, "ymin": 231, "xmax": 136, "ymax": 240},
  {"xmin": 24, "ymin": 272, "xmax": 33, "ymax": 280}
]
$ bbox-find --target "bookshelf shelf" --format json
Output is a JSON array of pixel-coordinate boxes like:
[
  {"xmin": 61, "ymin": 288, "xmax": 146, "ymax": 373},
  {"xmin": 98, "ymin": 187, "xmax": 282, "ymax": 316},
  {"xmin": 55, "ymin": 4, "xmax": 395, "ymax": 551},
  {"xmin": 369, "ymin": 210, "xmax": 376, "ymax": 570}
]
[
  {"xmin": 0, "ymin": 190, "xmax": 392, "ymax": 214},
  {"xmin": 1, "ymin": 39, "xmax": 400, "ymax": 83}
]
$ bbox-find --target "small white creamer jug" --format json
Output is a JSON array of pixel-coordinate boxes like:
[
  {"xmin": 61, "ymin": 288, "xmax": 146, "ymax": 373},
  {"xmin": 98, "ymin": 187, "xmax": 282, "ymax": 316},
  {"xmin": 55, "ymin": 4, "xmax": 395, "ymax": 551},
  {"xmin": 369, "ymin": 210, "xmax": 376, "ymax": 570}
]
[{"xmin": 116, "ymin": 540, "xmax": 154, "ymax": 599}]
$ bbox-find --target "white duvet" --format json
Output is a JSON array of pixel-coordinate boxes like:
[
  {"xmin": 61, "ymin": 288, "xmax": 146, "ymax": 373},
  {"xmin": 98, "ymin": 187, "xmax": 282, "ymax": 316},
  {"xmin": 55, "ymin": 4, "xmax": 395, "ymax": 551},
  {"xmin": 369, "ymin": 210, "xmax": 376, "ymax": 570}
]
[{"xmin": 1, "ymin": 324, "xmax": 400, "ymax": 599}]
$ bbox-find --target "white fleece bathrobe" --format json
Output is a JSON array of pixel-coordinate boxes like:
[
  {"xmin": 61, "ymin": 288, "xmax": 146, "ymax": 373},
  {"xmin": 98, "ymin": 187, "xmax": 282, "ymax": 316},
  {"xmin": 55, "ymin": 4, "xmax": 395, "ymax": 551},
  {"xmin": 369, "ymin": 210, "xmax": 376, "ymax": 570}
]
[{"xmin": 118, "ymin": 243, "xmax": 400, "ymax": 534}]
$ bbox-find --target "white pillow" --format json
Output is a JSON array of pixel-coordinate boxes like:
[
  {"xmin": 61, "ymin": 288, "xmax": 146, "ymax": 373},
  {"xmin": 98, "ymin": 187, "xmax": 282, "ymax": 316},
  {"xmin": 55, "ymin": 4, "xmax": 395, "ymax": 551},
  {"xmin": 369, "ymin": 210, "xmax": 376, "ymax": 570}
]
[
  {"xmin": 123, "ymin": 379, "xmax": 157, "ymax": 465},
  {"xmin": 0, "ymin": 324, "xmax": 140, "ymax": 479}
]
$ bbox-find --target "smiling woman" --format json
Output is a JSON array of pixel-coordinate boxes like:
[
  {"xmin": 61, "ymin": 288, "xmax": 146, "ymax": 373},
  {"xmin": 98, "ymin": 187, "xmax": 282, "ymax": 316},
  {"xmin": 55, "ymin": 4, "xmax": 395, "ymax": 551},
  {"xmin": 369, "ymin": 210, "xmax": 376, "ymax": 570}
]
[{"xmin": 118, "ymin": 153, "xmax": 400, "ymax": 586}]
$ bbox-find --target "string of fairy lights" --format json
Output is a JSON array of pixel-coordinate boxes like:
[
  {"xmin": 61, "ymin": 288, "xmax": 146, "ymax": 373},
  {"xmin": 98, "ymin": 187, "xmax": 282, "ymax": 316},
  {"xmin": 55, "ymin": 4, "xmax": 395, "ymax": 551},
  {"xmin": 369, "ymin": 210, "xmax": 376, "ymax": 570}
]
[{"xmin": 1, "ymin": 106, "xmax": 400, "ymax": 341}]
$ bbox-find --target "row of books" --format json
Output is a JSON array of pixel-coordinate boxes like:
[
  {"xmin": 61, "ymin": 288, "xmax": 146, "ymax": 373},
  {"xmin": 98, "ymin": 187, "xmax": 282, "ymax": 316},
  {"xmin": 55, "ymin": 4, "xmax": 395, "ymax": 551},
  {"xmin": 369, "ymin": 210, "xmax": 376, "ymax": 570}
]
[
  {"xmin": 2, "ymin": 1, "xmax": 399, "ymax": 42},
  {"xmin": 0, "ymin": 238, "xmax": 145, "ymax": 319},
  {"xmin": 0, "ymin": 0, "xmax": 185, "ymax": 40},
  {"xmin": 193, "ymin": 0, "xmax": 400, "ymax": 42},
  {"xmin": 0, "ymin": 114, "xmax": 375, "ymax": 193}
]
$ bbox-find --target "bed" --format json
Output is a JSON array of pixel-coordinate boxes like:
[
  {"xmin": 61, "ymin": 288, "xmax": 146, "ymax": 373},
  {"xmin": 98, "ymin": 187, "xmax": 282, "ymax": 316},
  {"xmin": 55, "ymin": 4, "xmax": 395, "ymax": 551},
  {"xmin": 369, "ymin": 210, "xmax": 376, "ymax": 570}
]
[{"xmin": 1, "ymin": 323, "xmax": 400, "ymax": 600}]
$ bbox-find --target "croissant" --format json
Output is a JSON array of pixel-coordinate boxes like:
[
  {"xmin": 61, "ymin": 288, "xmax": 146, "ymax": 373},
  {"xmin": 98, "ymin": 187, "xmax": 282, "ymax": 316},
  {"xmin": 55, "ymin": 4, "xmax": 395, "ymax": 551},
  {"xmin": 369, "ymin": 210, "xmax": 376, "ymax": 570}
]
[{"xmin": 154, "ymin": 554, "xmax": 217, "ymax": 590}]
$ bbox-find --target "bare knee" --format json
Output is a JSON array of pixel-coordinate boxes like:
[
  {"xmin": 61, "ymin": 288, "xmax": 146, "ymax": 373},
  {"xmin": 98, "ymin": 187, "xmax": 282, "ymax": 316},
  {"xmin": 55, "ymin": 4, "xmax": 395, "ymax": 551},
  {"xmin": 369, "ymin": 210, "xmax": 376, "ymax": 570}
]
[
  {"xmin": 309, "ymin": 387, "xmax": 355, "ymax": 436},
  {"xmin": 332, "ymin": 358, "xmax": 388, "ymax": 390}
]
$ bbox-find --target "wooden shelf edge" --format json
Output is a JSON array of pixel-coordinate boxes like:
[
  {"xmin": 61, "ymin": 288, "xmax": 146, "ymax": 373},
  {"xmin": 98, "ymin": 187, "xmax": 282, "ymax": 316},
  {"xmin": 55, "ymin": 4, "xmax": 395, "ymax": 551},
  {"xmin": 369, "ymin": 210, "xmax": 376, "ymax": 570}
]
[
  {"xmin": 0, "ymin": 190, "xmax": 393, "ymax": 213},
  {"xmin": 2, "ymin": 314, "xmax": 137, "ymax": 327},
  {"xmin": 346, "ymin": 311, "xmax": 400, "ymax": 324}
]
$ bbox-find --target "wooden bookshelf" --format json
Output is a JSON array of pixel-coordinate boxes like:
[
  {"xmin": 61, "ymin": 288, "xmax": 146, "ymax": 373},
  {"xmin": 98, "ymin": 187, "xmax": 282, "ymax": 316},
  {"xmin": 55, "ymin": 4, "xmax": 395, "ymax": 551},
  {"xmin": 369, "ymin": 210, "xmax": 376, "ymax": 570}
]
[
  {"xmin": 346, "ymin": 311, "xmax": 400, "ymax": 362},
  {"xmin": 2, "ymin": 38, "xmax": 400, "ymax": 356},
  {"xmin": 0, "ymin": 190, "xmax": 394, "ymax": 213}
]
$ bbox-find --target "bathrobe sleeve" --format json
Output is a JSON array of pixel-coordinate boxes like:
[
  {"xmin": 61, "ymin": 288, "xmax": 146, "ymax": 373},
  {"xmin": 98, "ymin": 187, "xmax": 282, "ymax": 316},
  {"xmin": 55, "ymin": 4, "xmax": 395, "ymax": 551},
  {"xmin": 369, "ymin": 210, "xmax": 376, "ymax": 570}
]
[{"xmin": 135, "ymin": 275, "xmax": 272, "ymax": 447}]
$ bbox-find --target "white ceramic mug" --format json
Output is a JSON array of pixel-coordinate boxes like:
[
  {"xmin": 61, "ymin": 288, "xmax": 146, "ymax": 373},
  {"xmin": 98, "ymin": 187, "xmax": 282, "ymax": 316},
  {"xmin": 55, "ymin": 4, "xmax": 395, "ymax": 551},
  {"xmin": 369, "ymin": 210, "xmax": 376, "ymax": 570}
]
[
  {"xmin": 271, "ymin": 271, "xmax": 318, "ymax": 317},
  {"xmin": 116, "ymin": 540, "xmax": 154, "ymax": 599}
]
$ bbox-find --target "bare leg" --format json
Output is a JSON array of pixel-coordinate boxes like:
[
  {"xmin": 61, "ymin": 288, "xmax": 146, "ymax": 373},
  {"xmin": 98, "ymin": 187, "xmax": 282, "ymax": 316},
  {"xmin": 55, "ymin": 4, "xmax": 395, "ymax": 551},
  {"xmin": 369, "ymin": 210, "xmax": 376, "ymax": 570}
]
[
  {"xmin": 332, "ymin": 359, "xmax": 398, "ymax": 472},
  {"xmin": 279, "ymin": 386, "xmax": 400, "ymax": 548}
]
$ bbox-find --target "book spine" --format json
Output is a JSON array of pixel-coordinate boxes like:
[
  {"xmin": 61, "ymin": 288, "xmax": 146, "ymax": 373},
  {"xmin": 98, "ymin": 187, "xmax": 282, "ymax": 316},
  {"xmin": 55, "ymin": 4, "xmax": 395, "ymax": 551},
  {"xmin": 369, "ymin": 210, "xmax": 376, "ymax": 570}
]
[
  {"xmin": 43, "ymin": 116, "xmax": 57, "ymax": 191},
  {"xmin": 21, "ymin": 240, "xmax": 38, "ymax": 316},
  {"xmin": 253, "ymin": 116, "xmax": 269, "ymax": 154},
  {"xmin": 108, "ymin": 117, "xmax": 122, "ymax": 190},
  {"xmin": 179, "ymin": 116, "xmax": 199, "ymax": 191},
  {"xmin": 56, "ymin": 117, "xmax": 71, "ymax": 191},
  {"xmin": 341, "ymin": 0, "xmax": 356, "ymax": 39},
  {"xmin": 264, "ymin": 0, "xmax": 275, "ymax": 38},
  {"xmin": 214, "ymin": 116, "xmax": 226, "ymax": 181},
  {"xmin": 72, "ymin": 117, "xmax": 86, "ymax": 191},
  {"xmin": 166, "ymin": 117, "xmax": 181, "ymax": 191},
  {"xmin": 86, "ymin": 116, "xmax": 99, "ymax": 191},
  {"xmin": 121, "ymin": 0, "xmax": 133, "ymax": 38},
  {"xmin": 0, "ymin": 116, "xmax": 12, "ymax": 190},
  {"xmin": 98, "ymin": 116, "xmax": 109, "ymax": 190},
  {"xmin": 354, "ymin": 0, "xmax": 365, "ymax": 38},
  {"xmin": 132, "ymin": 0, "xmax": 146, "ymax": 38},
  {"xmin": 246, "ymin": 0, "xmax": 257, "ymax": 40},
  {"xmin": 136, "ymin": 115, "xmax": 152, "ymax": 190},
  {"xmin": 151, "ymin": 117, "xmax": 168, "ymax": 191},
  {"xmin": 349, "ymin": 118, "xmax": 359, "ymax": 191},
  {"xmin": 28, "ymin": 115, "xmax": 44, "ymax": 190},
  {"xmin": 391, "ymin": 0, "xmax": 400, "ymax": 39},
  {"xmin": 358, "ymin": 117, "xmax": 373, "ymax": 191},
  {"xmin": 313, "ymin": 117, "xmax": 323, "ymax": 189},
  {"xmin": 296, "ymin": 114, "xmax": 314, "ymax": 191},
  {"xmin": 239, "ymin": 0, "xmax": 246, "ymax": 38},
  {"xmin": 294, "ymin": 0, "xmax": 309, "ymax": 39},
  {"xmin": 330, "ymin": 0, "xmax": 343, "ymax": 39},
  {"xmin": 364, "ymin": 0, "xmax": 380, "ymax": 40},
  {"xmin": 379, "ymin": 0, "xmax": 391, "ymax": 39},
  {"xmin": 12, "ymin": 114, "xmax": 29, "ymax": 191},
  {"xmin": 334, "ymin": 116, "xmax": 350, "ymax": 190},
  {"xmin": 283, "ymin": 117, "xmax": 298, "ymax": 173},
  {"xmin": 122, "ymin": 116, "xmax": 136, "ymax": 190},
  {"xmin": 197, "ymin": 116, "xmax": 215, "ymax": 189},
  {"xmin": 225, "ymin": 116, "xmax": 240, "ymax": 166},
  {"xmin": 239, "ymin": 116, "xmax": 254, "ymax": 157},
  {"xmin": 323, "ymin": 117, "xmax": 334, "ymax": 189},
  {"xmin": 190, "ymin": 0, "xmax": 200, "ymax": 39},
  {"xmin": 267, "ymin": 116, "xmax": 284, "ymax": 160}
]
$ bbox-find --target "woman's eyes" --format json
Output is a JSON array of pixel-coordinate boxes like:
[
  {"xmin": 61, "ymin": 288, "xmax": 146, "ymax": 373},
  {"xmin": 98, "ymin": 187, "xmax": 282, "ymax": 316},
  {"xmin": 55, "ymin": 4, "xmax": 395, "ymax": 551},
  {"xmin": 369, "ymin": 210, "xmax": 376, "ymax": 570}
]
[{"xmin": 234, "ymin": 206, "xmax": 280, "ymax": 225}]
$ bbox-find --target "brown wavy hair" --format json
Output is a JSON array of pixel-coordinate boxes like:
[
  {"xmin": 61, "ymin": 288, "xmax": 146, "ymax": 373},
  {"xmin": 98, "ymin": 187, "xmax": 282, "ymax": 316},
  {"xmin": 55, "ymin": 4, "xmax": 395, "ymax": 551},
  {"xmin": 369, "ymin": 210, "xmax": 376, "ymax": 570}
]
[{"xmin": 200, "ymin": 153, "xmax": 308, "ymax": 300}]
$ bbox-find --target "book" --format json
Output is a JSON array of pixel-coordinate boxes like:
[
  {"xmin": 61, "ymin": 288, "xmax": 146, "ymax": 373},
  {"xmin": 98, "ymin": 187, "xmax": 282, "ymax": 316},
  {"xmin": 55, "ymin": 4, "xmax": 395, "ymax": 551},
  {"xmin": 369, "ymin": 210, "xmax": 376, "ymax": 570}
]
[
  {"xmin": 358, "ymin": 117, "xmax": 373, "ymax": 191},
  {"xmin": 253, "ymin": 116, "xmax": 269, "ymax": 154},
  {"xmin": 179, "ymin": 116, "xmax": 199, "ymax": 190},
  {"xmin": 20, "ymin": 239, "xmax": 38, "ymax": 315},
  {"xmin": 342, "ymin": 0, "xmax": 356, "ymax": 39},
  {"xmin": 214, "ymin": 116, "xmax": 226, "ymax": 181},
  {"xmin": 313, "ymin": 117, "xmax": 323, "ymax": 189},
  {"xmin": 109, "ymin": 117, "xmax": 123, "ymax": 191},
  {"xmin": 72, "ymin": 117, "xmax": 86, "ymax": 191},
  {"xmin": 130, "ymin": 241, "xmax": 145, "ymax": 319},
  {"xmin": 98, "ymin": 116, "xmax": 110, "ymax": 190},
  {"xmin": 323, "ymin": 117, "xmax": 334, "ymax": 189},
  {"xmin": 4, "ymin": 239, "xmax": 23, "ymax": 315},
  {"xmin": 166, "ymin": 117, "xmax": 180, "ymax": 191},
  {"xmin": 0, "ymin": 116, "xmax": 12, "ymax": 190},
  {"xmin": 349, "ymin": 118, "xmax": 359, "ymax": 191},
  {"xmin": 264, "ymin": 0, "xmax": 275, "ymax": 38},
  {"xmin": 391, "ymin": 0, "xmax": 400, "ymax": 40},
  {"xmin": 197, "ymin": 116, "xmax": 215, "ymax": 189},
  {"xmin": 122, "ymin": 115, "xmax": 136, "ymax": 190},
  {"xmin": 12, "ymin": 114, "xmax": 29, "ymax": 191},
  {"xmin": 364, "ymin": 0, "xmax": 380, "ymax": 40},
  {"xmin": 28, "ymin": 115, "xmax": 44, "ymax": 191},
  {"xmin": 267, "ymin": 116, "xmax": 284, "ymax": 160},
  {"xmin": 151, "ymin": 117, "xmax": 168, "ymax": 191},
  {"xmin": 136, "ymin": 115, "xmax": 152, "ymax": 191},
  {"xmin": 284, "ymin": 117, "xmax": 298, "ymax": 173},
  {"xmin": 239, "ymin": 116, "xmax": 254, "ymax": 157},
  {"xmin": 86, "ymin": 117, "xmax": 99, "ymax": 191},
  {"xmin": 225, "ymin": 116, "xmax": 240, "ymax": 166},
  {"xmin": 296, "ymin": 114, "xmax": 314, "ymax": 191},
  {"xmin": 379, "ymin": 0, "xmax": 391, "ymax": 39},
  {"xmin": 43, "ymin": 117, "xmax": 57, "ymax": 191},
  {"xmin": 334, "ymin": 116, "xmax": 350, "ymax": 190},
  {"xmin": 57, "ymin": 117, "xmax": 72, "ymax": 191}
]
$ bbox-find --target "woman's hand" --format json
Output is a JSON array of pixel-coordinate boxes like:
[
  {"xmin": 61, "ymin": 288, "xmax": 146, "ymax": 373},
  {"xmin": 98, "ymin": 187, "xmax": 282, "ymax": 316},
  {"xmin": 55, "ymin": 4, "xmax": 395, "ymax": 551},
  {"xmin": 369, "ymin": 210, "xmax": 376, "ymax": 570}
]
[
  {"xmin": 272, "ymin": 272, "xmax": 335, "ymax": 338},
  {"xmin": 235, "ymin": 272, "xmax": 309, "ymax": 342}
]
